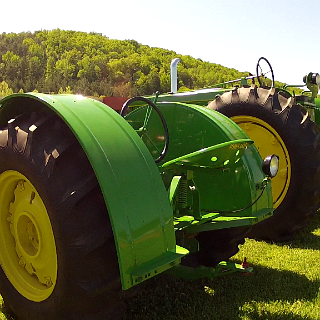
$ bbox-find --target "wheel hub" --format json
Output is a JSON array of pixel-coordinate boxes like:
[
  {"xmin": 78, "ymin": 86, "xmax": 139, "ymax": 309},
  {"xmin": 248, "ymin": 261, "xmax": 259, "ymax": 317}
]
[{"xmin": 0, "ymin": 171, "xmax": 57, "ymax": 301}]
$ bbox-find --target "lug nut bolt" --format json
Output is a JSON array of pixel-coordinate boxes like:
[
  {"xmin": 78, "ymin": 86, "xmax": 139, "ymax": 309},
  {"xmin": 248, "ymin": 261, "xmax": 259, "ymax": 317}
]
[
  {"xmin": 44, "ymin": 277, "xmax": 53, "ymax": 287},
  {"xmin": 19, "ymin": 258, "xmax": 26, "ymax": 267}
]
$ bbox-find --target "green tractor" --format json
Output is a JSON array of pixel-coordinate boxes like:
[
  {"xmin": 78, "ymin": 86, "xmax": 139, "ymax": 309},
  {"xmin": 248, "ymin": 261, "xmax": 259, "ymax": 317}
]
[
  {"xmin": 0, "ymin": 57, "xmax": 316, "ymax": 319},
  {"xmin": 153, "ymin": 57, "xmax": 320, "ymax": 242}
]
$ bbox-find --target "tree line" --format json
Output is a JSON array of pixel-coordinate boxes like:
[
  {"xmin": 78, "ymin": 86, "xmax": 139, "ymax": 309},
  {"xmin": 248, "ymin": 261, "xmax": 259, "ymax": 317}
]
[{"xmin": 0, "ymin": 29, "xmax": 253, "ymax": 98}]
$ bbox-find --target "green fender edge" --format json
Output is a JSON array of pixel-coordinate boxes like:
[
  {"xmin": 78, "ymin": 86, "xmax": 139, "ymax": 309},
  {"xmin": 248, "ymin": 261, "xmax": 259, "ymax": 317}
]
[
  {"xmin": 0, "ymin": 93, "xmax": 188, "ymax": 290},
  {"xmin": 314, "ymin": 98, "xmax": 320, "ymax": 125}
]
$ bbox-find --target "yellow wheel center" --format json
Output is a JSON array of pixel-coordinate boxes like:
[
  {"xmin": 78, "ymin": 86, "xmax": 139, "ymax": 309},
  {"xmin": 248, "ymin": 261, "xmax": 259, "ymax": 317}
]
[
  {"xmin": 0, "ymin": 171, "xmax": 57, "ymax": 301},
  {"xmin": 232, "ymin": 116, "xmax": 291, "ymax": 209},
  {"xmin": 16, "ymin": 212, "xmax": 41, "ymax": 257}
]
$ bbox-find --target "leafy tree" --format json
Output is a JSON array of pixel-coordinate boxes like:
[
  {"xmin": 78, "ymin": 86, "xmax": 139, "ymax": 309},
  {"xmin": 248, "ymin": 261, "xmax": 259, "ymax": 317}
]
[
  {"xmin": 58, "ymin": 86, "xmax": 73, "ymax": 94},
  {"xmin": 0, "ymin": 29, "xmax": 265, "ymax": 97},
  {"xmin": 0, "ymin": 81, "xmax": 13, "ymax": 96}
]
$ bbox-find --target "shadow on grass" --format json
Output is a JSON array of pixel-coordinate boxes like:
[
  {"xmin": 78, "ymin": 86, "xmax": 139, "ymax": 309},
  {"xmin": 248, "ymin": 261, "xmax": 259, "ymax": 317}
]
[
  {"xmin": 277, "ymin": 213, "xmax": 320, "ymax": 250},
  {"xmin": 2, "ymin": 267, "xmax": 317, "ymax": 320},
  {"xmin": 125, "ymin": 264, "xmax": 320, "ymax": 320},
  {"xmin": 1, "ymin": 265, "xmax": 318, "ymax": 320},
  {"xmin": 2, "ymin": 215, "xmax": 319, "ymax": 320}
]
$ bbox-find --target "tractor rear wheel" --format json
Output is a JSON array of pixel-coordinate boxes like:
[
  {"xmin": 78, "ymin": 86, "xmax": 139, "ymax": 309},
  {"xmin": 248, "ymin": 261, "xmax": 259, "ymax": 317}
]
[
  {"xmin": 207, "ymin": 86, "xmax": 320, "ymax": 241},
  {"xmin": 0, "ymin": 111, "xmax": 122, "ymax": 319}
]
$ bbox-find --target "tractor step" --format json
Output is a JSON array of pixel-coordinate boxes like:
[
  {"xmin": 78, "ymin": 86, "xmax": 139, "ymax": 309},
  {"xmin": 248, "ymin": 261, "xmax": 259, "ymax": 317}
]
[
  {"xmin": 174, "ymin": 208, "xmax": 273, "ymax": 232},
  {"xmin": 165, "ymin": 260, "xmax": 253, "ymax": 280},
  {"xmin": 130, "ymin": 245, "xmax": 189, "ymax": 286}
]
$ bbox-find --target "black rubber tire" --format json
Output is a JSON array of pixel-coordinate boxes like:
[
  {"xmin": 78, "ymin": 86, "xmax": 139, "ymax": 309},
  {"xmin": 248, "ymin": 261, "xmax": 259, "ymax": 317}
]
[
  {"xmin": 0, "ymin": 110, "xmax": 123, "ymax": 319},
  {"xmin": 207, "ymin": 86, "xmax": 320, "ymax": 241}
]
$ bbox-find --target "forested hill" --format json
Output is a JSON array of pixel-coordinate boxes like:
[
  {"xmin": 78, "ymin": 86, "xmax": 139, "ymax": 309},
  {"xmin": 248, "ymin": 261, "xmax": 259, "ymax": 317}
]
[{"xmin": 0, "ymin": 29, "xmax": 249, "ymax": 97}]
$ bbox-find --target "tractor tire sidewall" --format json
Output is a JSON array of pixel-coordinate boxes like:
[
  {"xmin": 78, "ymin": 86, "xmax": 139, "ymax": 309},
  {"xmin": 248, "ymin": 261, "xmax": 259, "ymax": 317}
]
[
  {"xmin": 208, "ymin": 87, "xmax": 320, "ymax": 241},
  {"xmin": 0, "ymin": 151, "xmax": 65, "ymax": 319},
  {"xmin": 0, "ymin": 112, "xmax": 121, "ymax": 319}
]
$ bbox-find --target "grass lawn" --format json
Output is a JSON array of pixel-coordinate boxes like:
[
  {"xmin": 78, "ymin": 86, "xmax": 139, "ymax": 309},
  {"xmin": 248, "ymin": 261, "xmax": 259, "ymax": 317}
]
[{"xmin": 1, "ymin": 214, "xmax": 320, "ymax": 319}]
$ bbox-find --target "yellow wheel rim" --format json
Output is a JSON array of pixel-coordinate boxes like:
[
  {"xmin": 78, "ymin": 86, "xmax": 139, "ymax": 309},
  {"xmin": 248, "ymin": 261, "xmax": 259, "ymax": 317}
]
[
  {"xmin": 232, "ymin": 116, "xmax": 291, "ymax": 208},
  {"xmin": 0, "ymin": 171, "xmax": 57, "ymax": 302}
]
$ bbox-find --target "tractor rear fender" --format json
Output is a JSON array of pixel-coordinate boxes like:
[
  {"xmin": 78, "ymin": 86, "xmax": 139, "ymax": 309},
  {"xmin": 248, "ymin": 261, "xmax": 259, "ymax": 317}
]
[{"xmin": 0, "ymin": 93, "xmax": 186, "ymax": 290}]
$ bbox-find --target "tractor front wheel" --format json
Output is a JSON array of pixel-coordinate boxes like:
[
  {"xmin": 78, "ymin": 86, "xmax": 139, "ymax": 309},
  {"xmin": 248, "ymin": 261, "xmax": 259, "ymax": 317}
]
[
  {"xmin": 0, "ymin": 111, "xmax": 121, "ymax": 319},
  {"xmin": 208, "ymin": 86, "xmax": 320, "ymax": 241}
]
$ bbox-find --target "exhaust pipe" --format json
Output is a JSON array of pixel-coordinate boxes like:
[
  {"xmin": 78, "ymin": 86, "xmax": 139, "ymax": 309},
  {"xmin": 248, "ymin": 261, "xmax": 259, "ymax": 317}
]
[{"xmin": 170, "ymin": 58, "xmax": 180, "ymax": 93}]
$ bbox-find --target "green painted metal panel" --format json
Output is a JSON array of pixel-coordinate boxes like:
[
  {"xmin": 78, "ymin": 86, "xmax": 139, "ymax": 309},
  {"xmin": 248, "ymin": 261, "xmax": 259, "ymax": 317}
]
[
  {"xmin": 147, "ymin": 88, "xmax": 228, "ymax": 107},
  {"xmin": 314, "ymin": 98, "xmax": 320, "ymax": 126},
  {"xmin": 0, "ymin": 93, "xmax": 186, "ymax": 290},
  {"xmin": 162, "ymin": 139, "xmax": 253, "ymax": 170},
  {"xmin": 185, "ymin": 208, "xmax": 273, "ymax": 233},
  {"xmin": 127, "ymin": 102, "xmax": 273, "ymax": 220}
]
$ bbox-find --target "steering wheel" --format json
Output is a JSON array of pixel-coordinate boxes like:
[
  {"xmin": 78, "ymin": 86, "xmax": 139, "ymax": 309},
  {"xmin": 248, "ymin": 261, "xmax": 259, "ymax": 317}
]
[
  {"xmin": 120, "ymin": 96, "xmax": 169, "ymax": 163},
  {"xmin": 256, "ymin": 57, "xmax": 275, "ymax": 88}
]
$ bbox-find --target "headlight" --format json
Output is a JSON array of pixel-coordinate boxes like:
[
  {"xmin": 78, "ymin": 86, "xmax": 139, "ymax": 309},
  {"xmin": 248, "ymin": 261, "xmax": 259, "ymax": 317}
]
[
  {"xmin": 303, "ymin": 72, "xmax": 320, "ymax": 85},
  {"xmin": 311, "ymin": 73, "xmax": 320, "ymax": 86},
  {"xmin": 262, "ymin": 154, "xmax": 279, "ymax": 178},
  {"xmin": 315, "ymin": 73, "xmax": 320, "ymax": 86}
]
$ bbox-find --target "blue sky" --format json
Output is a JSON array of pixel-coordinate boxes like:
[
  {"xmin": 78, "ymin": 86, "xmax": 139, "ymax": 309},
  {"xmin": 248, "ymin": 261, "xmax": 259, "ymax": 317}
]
[{"xmin": 1, "ymin": 0, "xmax": 319, "ymax": 85}]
